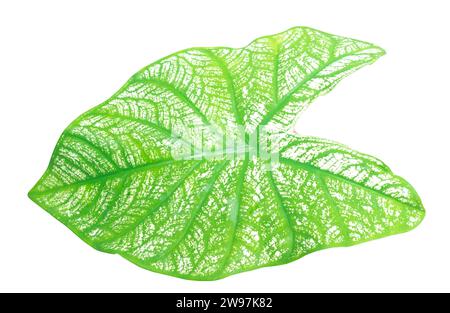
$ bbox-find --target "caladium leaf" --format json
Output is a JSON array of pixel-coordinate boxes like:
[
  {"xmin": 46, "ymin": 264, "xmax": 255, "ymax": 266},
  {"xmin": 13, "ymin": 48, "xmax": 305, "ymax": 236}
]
[{"xmin": 29, "ymin": 26, "xmax": 424, "ymax": 280}]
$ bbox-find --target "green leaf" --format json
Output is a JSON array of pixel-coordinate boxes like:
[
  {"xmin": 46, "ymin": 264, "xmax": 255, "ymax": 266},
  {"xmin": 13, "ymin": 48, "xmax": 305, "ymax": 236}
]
[{"xmin": 29, "ymin": 26, "xmax": 424, "ymax": 280}]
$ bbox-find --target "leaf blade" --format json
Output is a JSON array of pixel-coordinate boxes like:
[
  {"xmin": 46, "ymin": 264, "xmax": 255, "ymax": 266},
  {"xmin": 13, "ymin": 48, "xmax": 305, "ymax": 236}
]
[
  {"xmin": 272, "ymin": 135, "xmax": 425, "ymax": 260},
  {"xmin": 29, "ymin": 27, "xmax": 423, "ymax": 280}
]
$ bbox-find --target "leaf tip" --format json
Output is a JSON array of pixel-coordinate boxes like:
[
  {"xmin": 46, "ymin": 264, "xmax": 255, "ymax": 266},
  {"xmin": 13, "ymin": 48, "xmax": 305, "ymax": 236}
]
[
  {"xmin": 27, "ymin": 184, "xmax": 38, "ymax": 202},
  {"xmin": 374, "ymin": 45, "xmax": 387, "ymax": 58},
  {"xmin": 27, "ymin": 176, "xmax": 45, "ymax": 204},
  {"xmin": 412, "ymin": 202, "xmax": 426, "ymax": 229}
]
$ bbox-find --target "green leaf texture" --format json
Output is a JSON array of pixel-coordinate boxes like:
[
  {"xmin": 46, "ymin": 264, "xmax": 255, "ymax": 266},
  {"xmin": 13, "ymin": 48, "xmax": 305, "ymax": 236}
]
[{"xmin": 29, "ymin": 27, "xmax": 425, "ymax": 280}]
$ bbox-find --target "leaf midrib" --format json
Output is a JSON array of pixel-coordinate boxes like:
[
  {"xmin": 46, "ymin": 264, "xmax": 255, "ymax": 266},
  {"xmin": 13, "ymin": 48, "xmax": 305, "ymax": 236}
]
[
  {"xmin": 199, "ymin": 49, "xmax": 243, "ymax": 127},
  {"xmin": 139, "ymin": 160, "xmax": 230, "ymax": 262},
  {"xmin": 279, "ymin": 157, "xmax": 421, "ymax": 210},
  {"xmin": 257, "ymin": 45, "xmax": 379, "ymax": 128},
  {"xmin": 29, "ymin": 159, "xmax": 191, "ymax": 197}
]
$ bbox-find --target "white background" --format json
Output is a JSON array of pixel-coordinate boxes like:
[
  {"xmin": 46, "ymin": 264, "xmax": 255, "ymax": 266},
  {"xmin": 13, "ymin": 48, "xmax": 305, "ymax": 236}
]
[{"xmin": 1, "ymin": 0, "xmax": 449, "ymax": 293}]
